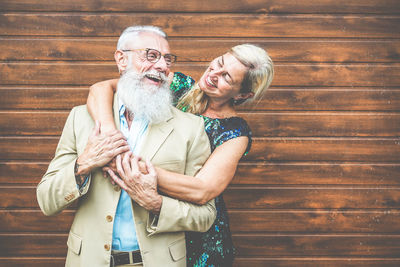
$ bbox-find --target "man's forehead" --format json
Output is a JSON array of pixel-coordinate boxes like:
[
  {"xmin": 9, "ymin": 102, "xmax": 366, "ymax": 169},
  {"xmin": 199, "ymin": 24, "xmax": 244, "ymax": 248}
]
[{"xmin": 130, "ymin": 32, "xmax": 170, "ymax": 51}]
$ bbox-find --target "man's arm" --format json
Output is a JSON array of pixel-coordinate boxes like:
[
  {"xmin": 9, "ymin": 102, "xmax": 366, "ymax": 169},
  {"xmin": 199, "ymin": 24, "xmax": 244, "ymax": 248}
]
[{"xmin": 36, "ymin": 107, "xmax": 129, "ymax": 216}]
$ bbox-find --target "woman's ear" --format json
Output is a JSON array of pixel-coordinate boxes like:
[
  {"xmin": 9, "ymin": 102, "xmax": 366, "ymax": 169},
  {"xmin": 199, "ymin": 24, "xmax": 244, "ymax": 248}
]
[
  {"xmin": 234, "ymin": 91, "xmax": 255, "ymax": 101},
  {"xmin": 114, "ymin": 50, "xmax": 128, "ymax": 74}
]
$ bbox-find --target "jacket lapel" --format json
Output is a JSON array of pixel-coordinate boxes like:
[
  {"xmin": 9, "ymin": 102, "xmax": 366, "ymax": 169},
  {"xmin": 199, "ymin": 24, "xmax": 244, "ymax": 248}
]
[
  {"xmin": 113, "ymin": 95, "xmax": 174, "ymax": 160},
  {"xmin": 141, "ymin": 117, "xmax": 173, "ymax": 161}
]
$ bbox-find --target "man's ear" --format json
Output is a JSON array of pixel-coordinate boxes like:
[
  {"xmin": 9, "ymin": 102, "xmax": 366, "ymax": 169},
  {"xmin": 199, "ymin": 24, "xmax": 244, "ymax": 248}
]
[
  {"xmin": 114, "ymin": 50, "xmax": 128, "ymax": 74},
  {"xmin": 233, "ymin": 91, "xmax": 255, "ymax": 101}
]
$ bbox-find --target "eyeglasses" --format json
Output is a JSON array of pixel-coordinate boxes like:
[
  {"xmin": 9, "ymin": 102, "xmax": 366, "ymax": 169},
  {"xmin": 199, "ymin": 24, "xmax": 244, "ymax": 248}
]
[{"xmin": 121, "ymin": 48, "xmax": 177, "ymax": 67}]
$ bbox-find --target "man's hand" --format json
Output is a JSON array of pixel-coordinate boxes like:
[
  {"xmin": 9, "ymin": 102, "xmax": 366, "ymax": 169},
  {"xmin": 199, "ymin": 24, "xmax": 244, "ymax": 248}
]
[
  {"xmin": 107, "ymin": 153, "xmax": 162, "ymax": 214},
  {"xmin": 102, "ymin": 153, "xmax": 148, "ymax": 185},
  {"xmin": 76, "ymin": 121, "xmax": 130, "ymax": 177}
]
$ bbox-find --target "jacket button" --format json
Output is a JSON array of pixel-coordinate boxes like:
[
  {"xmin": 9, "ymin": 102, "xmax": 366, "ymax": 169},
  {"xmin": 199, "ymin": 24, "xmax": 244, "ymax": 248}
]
[
  {"xmin": 104, "ymin": 244, "xmax": 110, "ymax": 251},
  {"xmin": 106, "ymin": 215, "xmax": 113, "ymax": 222}
]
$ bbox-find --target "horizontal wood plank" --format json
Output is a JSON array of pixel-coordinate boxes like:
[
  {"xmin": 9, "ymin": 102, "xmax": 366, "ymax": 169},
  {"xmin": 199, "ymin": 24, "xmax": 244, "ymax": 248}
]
[
  {"xmin": 1, "ymin": 14, "xmax": 399, "ymax": 38},
  {"xmin": 2, "ymin": 111, "xmax": 399, "ymax": 137},
  {"xmin": 240, "ymin": 89, "xmax": 400, "ymax": 112},
  {"xmin": 224, "ymin": 188, "xmax": 400, "ymax": 209},
  {"xmin": 232, "ymin": 163, "xmax": 400, "ymax": 185},
  {"xmin": 1, "ymin": 234, "xmax": 399, "ymax": 257},
  {"xmin": 0, "ymin": 258, "xmax": 64, "ymax": 267},
  {"xmin": 241, "ymin": 112, "xmax": 400, "ymax": 137},
  {"xmin": 1, "ymin": 137, "xmax": 399, "ymax": 162},
  {"xmin": 232, "ymin": 234, "xmax": 400, "ymax": 257},
  {"xmin": 0, "ymin": 210, "xmax": 74, "ymax": 232},
  {"xmin": 248, "ymin": 138, "xmax": 400, "ymax": 162},
  {"xmin": 1, "ymin": 87, "xmax": 399, "ymax": 111},
  {"xmin": 233, "ymin": 258, "xmax": 400, "ymax": 267},
  {"xmin": 0, "ymin": 234, "xmax": 68, "ymax": 257},
  {"xmin": 2, "ymin": 210, "xmax": 400, "ymax": 234},
  {"xmin": 228, "ymin": 210, "xmax": 400, "ymax": 233},
  {"xmin": 1, "ymin": 0, "xmax": 399, "ymax": 14},
  {"xmin": 2, "ymin": 38, "xmax": 400, "ymax": 63},
  {"xmin": 2, "ymin": 162, "xmax": 399, "ymax": 186},
  {"xmin": 2, "ymin": 258, "xmax": 400, "ymax": 267},
  {"xmin": 2, "ymin": 186, "xmax": 400, "ymax": 209},
  {"xmin": 2, "ymin": 63, "xmax": 400, "ymax": 87}
]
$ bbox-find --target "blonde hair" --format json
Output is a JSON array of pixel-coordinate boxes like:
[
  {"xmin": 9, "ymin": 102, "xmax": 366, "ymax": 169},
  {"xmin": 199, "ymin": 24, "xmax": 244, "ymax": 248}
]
[{"xmin": 177, "ymin": 44, "xmax": 274, "ymax": 115}]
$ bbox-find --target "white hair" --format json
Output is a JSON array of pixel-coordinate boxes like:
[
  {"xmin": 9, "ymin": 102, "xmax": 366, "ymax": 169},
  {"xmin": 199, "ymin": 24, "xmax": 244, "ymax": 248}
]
[{"xmin": 117, "ymin": 25, "xmax": 167, "ymax": 50}]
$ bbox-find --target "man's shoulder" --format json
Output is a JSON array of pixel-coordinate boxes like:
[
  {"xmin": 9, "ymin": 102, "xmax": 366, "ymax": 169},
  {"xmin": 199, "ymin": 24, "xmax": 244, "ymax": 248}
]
[
  {"xmin": 169, "ymin": 107, "xmax": 203, "ymax": 126},
  {"xmin": 65, "ymin": 104, "xmax": 94, "ymax": 129},
  {"xmin": 68, "ymin": 104, "xmax": 91, "ymax": 118}
]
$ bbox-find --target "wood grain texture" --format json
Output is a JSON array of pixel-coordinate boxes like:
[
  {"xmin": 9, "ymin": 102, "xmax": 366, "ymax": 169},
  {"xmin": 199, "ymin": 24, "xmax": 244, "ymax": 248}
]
[
  {"xmin": 231, "ymin": 234, "xmax": 400, "ymax": 257},
  {"xmin": 0, "ymin": 258, "xmax": 64, "ymax": 267},
  {"xmin": 2, "ymin": 63, "xmax": 400, "ymax": 87},
  {"xmin": 3, "ymin": 210, "xmax": 400, "ymax": 234},
  {"xmin": 2, "ymin": 162, "xmax": 399, "ymax": 186},
  {"xmin": 233, "ymin": 258, "xmax": 400, "ymax": 267},
  {"xmin": 2, "ymin": 137, "xmax": 400, "ymax": 162},
  {"xmin": 2, "ymin": 38, "xmax": 400, "ymax": 63},
  {"xmin": 2, "ymin": 186, "xmax": 399, "ymax": 210},
  {"xmin": 1, "ymin": 87, "xmax": 400, "ymax": 112},
  {"xmin": 224, "ymin": 187, "xmax": 400, "ymax": 209},
  {"xmin": 1, "ymin": 234, "xmax": 399, "ymax": 257},
  {"xmin": 248, "ymin": 138, "xmax": 400, "ymax": 162},
  {"xmin": 1, "ymin": 0, "xmax": 399, "ymax": 265},
  {"xmin": 1, "ymin": 0, "xmax": 399, "ymax": 13},
  {"xmin": 228, "ymin": 210, "xmax": 400, "ymax": 233},
  {"xmin": 1, "ymin": 111, "xmax": 399, "ymax": 137},
  {"xmin": 232, "ymin": 163, "xmax": 400, "ymax": 185},
  {"xmin": 1, "ymin": 14, "xmax": 399, "ymax": 38}
]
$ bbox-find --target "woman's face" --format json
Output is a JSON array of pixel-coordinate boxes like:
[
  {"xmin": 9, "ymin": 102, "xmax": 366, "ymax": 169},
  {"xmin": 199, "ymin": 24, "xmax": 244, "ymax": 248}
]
[{"xmin": 198, "ymin": 53, "xmax": 248, "ymax": 102}]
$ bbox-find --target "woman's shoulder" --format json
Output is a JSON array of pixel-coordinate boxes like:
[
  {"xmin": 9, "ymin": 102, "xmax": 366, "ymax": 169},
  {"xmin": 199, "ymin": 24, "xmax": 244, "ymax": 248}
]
[
  {"xmin": 213, "ymin": 116, "xmax": 252, "ymax": 136},
  {"xmin": 203, "ymin": 115, "xmax": 253, "ymax": 154}
]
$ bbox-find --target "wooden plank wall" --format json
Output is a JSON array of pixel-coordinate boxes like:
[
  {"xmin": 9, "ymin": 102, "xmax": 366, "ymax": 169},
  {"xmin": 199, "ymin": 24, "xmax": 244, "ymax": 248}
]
[{"xmin": 1, "ymin": 0, "xmax": 400, "ymax": 266}]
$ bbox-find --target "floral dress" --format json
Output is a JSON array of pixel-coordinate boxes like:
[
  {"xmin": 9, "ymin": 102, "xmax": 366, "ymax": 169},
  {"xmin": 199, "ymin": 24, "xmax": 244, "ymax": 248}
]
[{"xmin": 170, "ymin": 72, "xmax": 252, "ymax": 267}]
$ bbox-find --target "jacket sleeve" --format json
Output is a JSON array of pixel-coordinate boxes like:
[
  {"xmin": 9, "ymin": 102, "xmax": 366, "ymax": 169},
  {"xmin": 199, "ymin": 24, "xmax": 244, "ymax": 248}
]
[
  {"xmin": 36, "ymin": 107, "xmax": 91, "ymax": 216},
  {"xmin": 146, "ymin": 117, "xmax": 216, "ymax": 235}
]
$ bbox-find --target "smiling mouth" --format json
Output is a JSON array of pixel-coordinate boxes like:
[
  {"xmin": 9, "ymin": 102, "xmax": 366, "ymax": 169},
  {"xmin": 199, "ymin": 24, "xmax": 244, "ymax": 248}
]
[
  {"xmin": 206, "ymin": 75, "xmax": 216, "ymax": 87},
  {"xmin": 145, "ymin": 73, "xmax": 163, "ymax": 83}
]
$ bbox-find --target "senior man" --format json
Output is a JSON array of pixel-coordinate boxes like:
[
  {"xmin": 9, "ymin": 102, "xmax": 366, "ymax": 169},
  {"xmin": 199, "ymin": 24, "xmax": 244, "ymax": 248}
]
[{"xmin": 37, "ymin": 25, "xmax": 215, "ymax": 267}]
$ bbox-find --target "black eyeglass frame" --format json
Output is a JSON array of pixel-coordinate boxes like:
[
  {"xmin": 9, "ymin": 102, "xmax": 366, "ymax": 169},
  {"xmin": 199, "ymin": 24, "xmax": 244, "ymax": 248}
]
[{"xmin": 121, "ymin": 48, "xmax": 177, "ymax": 66}]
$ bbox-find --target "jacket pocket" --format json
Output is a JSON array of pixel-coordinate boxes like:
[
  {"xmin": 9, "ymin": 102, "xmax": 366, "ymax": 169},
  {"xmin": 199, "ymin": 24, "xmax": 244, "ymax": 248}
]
[
  {"xmin": 67, "ymin": 230, "xmax": 82, "ymax": 255},
  {"xmin": 168, "ymin": 237, "xmax": 186, "ymax": 262}
]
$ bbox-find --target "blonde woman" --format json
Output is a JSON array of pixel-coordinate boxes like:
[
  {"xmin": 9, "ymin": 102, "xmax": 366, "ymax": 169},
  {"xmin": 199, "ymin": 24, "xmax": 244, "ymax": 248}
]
[{"xmin": 87, "ymin": 44, "xmax": 274, "ymax": 266}]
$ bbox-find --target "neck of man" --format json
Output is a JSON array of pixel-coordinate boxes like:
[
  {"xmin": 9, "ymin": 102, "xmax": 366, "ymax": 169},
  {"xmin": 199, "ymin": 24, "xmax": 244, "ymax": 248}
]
[{"xmin": 124, "ymin": 109, "xmax": 134, "ymax": 128}]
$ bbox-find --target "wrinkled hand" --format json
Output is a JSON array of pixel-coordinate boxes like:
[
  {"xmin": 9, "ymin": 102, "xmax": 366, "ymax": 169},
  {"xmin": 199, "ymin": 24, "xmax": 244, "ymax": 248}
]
[
  {"xmin": 103, "ymin": 153, "xmax": 148, "ymax": 185},
  {"xmin": 107, "ymin": 153, "xmax": 162, "ymax": 214},
  {"xmin": 76, "ymin": 121, "xmax": 130, "ymax": 176}
]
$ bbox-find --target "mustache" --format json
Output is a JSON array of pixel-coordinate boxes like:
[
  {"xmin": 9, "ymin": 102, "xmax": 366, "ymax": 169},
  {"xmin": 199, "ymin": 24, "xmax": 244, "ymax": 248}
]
[{"xmin": 142, "ymin": 70, "xmax": 167, "ymax": 83}]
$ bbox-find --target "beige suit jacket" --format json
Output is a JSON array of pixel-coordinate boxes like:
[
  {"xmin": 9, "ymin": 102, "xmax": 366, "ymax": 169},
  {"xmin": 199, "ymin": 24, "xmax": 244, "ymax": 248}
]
[{"xmin": 37, "ymin": 96, "xmax": 215, "ymax": 267}]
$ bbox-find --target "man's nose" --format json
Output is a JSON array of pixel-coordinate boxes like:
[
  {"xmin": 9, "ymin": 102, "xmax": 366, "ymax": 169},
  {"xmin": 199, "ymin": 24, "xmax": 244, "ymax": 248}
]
[{"xmin": 153, "ymin": 56, "xmax": 169, "ymax": 72}]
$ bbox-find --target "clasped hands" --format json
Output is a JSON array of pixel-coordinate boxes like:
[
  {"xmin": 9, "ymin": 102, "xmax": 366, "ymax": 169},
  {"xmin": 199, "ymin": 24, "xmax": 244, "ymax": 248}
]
[
  {"xmin": 105, "ymin": 153, "xmax": 162, "ymax": 214},
  {"xmin": 76, "ymin": 121, "xmax": 161, "ymax": 213}
]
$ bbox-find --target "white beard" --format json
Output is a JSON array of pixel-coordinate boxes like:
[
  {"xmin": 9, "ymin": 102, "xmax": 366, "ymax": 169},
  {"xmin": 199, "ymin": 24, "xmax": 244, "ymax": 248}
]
[{"xmin": 117, "ymin": 69, "xmax": 172, "ymax": 125}]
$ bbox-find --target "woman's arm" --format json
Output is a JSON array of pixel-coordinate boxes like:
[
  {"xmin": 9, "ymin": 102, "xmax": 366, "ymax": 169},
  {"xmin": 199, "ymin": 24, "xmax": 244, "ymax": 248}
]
[
  {"xmin": 87, "ymin": 79, "xmax": 119, "ymax": 133},
  {"xmin": 157, "ymin": 136, "xmax": 248, "ymax": 205}
]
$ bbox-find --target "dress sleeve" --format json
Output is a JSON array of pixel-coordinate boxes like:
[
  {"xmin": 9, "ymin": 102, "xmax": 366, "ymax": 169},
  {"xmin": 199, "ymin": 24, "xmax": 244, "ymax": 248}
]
[
  {"xmin": 210, "ymin": 117, "xmax": 253, "ymax": 156},
  {"xmin": 170, "ymin": 72, "xmax": 195, "ymax": 106}
]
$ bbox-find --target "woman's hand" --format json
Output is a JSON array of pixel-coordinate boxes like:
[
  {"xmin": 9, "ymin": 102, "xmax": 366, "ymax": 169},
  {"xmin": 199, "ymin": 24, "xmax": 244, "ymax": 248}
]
[{"xmin": 107, "ymin": 153, "xmax": 162, "ymax": 214}]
